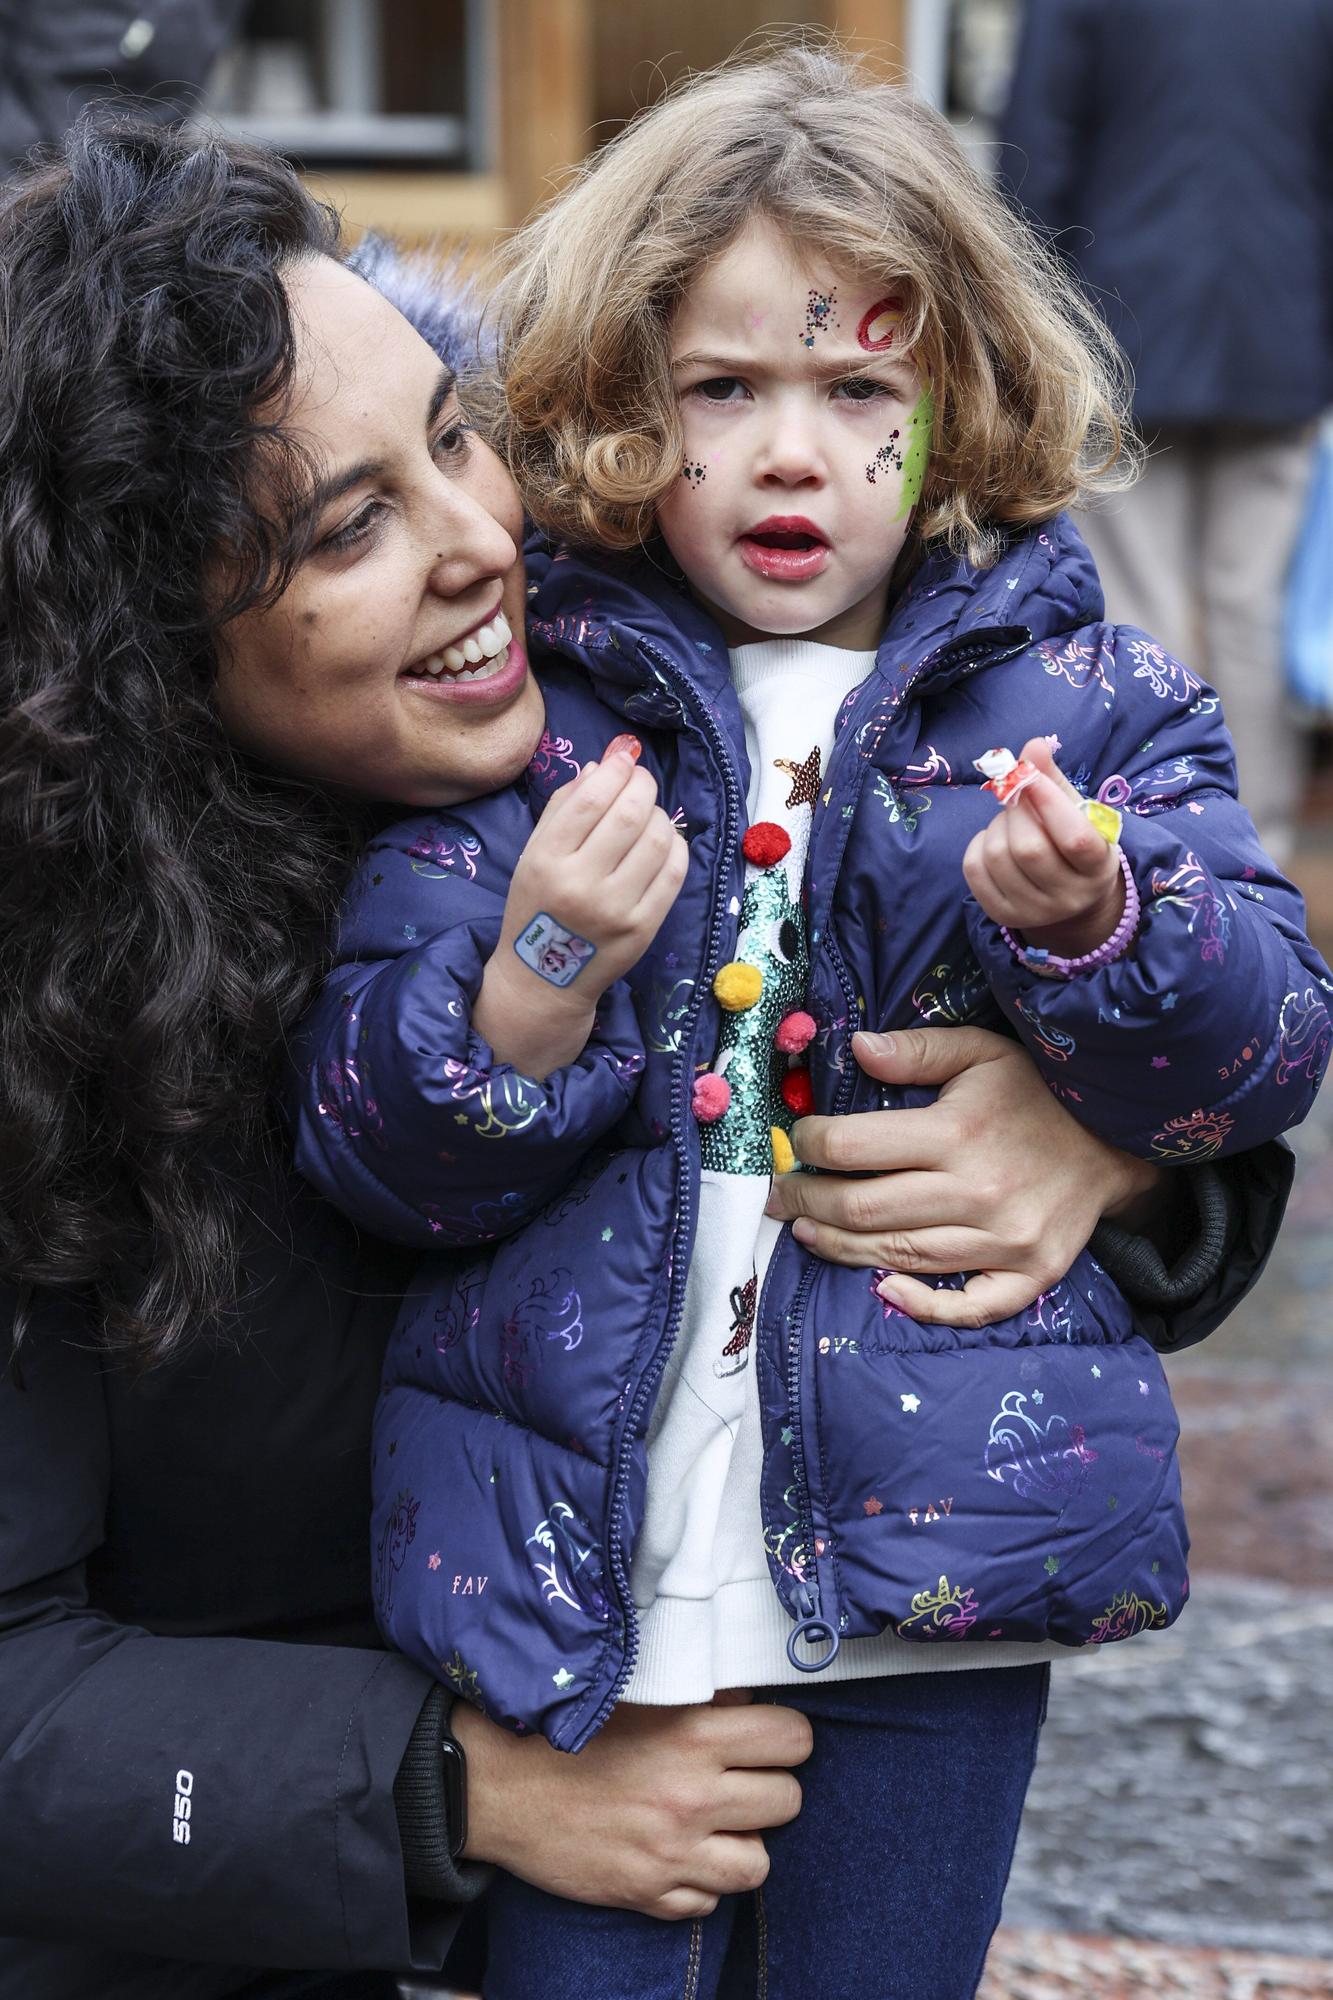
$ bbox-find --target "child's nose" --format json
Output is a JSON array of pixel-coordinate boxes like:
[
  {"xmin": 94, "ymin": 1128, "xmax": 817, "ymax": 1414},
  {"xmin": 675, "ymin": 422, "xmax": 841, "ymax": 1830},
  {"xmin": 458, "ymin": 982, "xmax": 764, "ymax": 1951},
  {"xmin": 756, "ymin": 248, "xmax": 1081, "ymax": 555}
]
[{"xmin": 755, "ymin": 400, "xmax": 825, "ymax": 486}]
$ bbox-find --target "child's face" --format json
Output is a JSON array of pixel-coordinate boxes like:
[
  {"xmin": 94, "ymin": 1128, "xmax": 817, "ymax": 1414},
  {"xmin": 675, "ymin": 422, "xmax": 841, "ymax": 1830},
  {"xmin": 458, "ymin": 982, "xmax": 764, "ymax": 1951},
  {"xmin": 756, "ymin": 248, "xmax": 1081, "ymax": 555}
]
[{"xmin": 656, "ymin": 218, "xmax": 929, "ymax": 651}]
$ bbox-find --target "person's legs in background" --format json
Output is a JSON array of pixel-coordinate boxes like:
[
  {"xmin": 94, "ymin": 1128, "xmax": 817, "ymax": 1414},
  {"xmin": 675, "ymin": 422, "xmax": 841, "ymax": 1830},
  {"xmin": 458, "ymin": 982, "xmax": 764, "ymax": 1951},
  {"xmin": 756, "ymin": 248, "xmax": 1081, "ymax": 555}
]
[
  {"xmin": 1198, "ymin": 422, "xmax": 1318, "ymax": 862},
  {"xmin": 1079, "ymin": 427, "xmax": 1203, "ymax": 666}
]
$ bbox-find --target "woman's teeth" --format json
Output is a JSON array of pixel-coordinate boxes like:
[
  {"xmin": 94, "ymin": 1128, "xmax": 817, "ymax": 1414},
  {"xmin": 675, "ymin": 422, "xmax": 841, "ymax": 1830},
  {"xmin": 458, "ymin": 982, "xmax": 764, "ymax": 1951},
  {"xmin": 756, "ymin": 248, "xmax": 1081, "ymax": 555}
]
[{"xmin": 409, "ymin": 610, "xmax": 512, "ymax": 681}]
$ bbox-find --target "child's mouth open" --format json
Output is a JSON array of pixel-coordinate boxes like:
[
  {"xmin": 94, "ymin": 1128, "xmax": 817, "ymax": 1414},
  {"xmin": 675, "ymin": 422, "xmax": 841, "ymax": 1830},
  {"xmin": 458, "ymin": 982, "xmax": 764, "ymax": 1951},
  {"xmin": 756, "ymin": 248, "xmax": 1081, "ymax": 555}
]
[{"xmin": 738, "ymin": 515, "xmax": 830, "ymax": 581}]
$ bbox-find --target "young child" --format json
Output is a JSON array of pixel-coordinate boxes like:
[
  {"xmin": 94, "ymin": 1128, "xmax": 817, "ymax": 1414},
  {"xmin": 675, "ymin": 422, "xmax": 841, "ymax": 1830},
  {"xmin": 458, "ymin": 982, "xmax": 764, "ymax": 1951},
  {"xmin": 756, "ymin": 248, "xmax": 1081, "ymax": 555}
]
[{"xmin": 292, "ymin": 48, "xmax": 1330, "ymax": 1997}]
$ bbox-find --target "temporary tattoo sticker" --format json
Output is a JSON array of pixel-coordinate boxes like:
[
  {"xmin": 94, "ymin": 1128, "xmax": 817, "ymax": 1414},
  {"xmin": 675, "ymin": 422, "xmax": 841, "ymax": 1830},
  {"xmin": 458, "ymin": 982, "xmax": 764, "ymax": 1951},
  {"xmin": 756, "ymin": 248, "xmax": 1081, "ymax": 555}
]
[
  {"xmin": 800, "ymin": 290, "xmax": 838, "ymax": 348},
  {"xmin": 857, "ymin": 296, "xmax": 904, "ymax": 351},
  {"xmin": 681, "ymin": 460, "xmax": 707, "ymax": 487},
  {"xmin": 514, "ymin": 913, "xmax": 597, "ymax": 987}
]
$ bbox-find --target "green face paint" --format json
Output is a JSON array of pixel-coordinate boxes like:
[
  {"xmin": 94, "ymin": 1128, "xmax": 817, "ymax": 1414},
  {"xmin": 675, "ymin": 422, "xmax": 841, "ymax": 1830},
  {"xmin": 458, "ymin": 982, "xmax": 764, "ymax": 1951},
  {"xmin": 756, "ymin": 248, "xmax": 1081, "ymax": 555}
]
[{"xmin": 895, "ymin": 385, "xmax": 934, "ymax": 521}]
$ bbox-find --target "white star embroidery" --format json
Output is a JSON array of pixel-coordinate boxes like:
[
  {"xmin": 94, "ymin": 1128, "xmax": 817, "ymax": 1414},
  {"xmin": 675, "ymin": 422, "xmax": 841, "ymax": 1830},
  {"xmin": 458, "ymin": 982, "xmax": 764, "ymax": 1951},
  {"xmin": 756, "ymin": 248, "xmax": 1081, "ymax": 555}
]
[{"xmin": 900, "ymin": 1393, "xmax": 921, "ymax": 1413}]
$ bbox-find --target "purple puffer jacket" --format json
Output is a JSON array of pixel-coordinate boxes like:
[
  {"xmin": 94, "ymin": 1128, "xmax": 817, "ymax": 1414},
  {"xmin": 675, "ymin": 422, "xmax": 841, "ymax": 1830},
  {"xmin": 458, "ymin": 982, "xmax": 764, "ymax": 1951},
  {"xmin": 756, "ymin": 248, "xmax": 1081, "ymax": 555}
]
[{"xmin": 291, "ymin": 517, "xmax": 1330, "ymax": 1751}]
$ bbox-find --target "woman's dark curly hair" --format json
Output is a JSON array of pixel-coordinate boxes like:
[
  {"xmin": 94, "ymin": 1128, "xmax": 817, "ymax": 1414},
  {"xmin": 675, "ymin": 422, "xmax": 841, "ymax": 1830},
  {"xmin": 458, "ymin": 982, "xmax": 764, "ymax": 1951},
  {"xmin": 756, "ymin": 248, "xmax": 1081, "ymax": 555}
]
[{"xmin": 0, "ymin": 116, "xmax": 369, "ymax": 1365}]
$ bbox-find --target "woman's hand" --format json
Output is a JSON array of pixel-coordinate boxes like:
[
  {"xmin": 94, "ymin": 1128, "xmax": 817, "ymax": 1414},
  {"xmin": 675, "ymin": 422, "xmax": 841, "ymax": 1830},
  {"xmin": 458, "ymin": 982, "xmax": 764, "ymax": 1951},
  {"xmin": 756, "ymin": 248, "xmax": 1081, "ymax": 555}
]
[
  {"xmin": 452, "ymin": 1693, "xmax": 812, "ymax": 1919},
  {"xmin": 764, "ymin": 1025, "xmax": 1160, "ymax": 1327}
]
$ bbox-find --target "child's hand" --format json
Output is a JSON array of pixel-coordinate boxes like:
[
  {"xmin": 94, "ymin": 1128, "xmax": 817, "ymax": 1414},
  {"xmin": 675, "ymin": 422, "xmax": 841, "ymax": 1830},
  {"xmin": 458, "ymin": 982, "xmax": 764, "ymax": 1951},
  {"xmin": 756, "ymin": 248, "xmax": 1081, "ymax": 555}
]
[
  {"xmin": 963, "ymin": 738, "xmax": 1125, "ymax": 957},
  {"xmin": 475, "ymin": 747, "xmax": 689, "ymax": 1076}
]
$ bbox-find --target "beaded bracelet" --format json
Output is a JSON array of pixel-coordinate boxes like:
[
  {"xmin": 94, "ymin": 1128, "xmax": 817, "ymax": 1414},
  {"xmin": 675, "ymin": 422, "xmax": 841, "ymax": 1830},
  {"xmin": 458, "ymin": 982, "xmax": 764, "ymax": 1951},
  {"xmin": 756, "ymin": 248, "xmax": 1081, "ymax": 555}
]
[{"xmin": 1001, "ymin": 850, "xmax": 1140, "ymax": 979}]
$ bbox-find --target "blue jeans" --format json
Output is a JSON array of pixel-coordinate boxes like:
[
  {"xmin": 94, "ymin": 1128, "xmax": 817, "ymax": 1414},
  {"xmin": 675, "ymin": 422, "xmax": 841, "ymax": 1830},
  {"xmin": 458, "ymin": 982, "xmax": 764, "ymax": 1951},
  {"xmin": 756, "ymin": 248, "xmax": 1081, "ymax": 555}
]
[{"xmin": 482, "ymin": 1664, "xmax": 1049, "ymax": 2000}]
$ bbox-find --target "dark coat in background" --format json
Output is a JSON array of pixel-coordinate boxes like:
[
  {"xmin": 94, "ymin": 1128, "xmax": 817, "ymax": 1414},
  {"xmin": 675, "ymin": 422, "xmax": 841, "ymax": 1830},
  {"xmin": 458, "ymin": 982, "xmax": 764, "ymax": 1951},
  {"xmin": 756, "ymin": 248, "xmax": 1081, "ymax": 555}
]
[
  {"xmin": 999, "ymin": 0, "xmax": 1333, "ymax": 427},
  {"xmin": 0, "ymin": 0, "xmax": 245, "ymax": 176}
]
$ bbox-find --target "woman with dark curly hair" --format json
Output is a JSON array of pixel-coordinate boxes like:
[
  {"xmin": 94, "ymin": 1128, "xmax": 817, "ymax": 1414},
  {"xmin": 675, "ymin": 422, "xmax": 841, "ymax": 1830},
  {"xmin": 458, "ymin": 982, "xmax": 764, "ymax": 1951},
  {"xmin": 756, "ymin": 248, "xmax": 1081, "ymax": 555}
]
[{"xmin": 0, "ymin": 116, "xmax": 1291, "ymax": 1997}]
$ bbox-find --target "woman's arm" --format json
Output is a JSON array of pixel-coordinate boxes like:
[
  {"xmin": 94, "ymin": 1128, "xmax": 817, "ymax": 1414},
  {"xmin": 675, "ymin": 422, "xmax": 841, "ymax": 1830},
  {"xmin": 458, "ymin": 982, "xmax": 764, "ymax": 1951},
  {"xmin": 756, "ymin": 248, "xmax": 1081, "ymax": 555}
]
[
  {"xmin": 764, "ymin": 1025, "xmax": 1284, "ymax": 1342},
  {"xmin": 0, "ymin": 1294, "xmax": 812, "ymax": 1974}
]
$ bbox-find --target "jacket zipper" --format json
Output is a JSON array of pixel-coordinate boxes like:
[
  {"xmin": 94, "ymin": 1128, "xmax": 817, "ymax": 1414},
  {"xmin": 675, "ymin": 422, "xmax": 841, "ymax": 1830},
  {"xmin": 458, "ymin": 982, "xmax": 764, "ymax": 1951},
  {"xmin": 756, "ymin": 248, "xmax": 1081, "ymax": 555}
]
[
  {"xmin": 776, "ymin": 627, "xmax": 1033, "ymax": 1672},
  {"xmin": 571, "ymin": 636, "xmax": 743, "ymax": 1750}
]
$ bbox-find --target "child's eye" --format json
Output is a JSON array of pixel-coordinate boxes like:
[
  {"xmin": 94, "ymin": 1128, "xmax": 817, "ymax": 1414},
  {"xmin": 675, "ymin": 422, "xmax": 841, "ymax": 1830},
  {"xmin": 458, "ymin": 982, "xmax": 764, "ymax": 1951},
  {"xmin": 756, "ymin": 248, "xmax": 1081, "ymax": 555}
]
[
  {"xmin": 320, "ymin": 500, "xmax": 387, "ymax": 556},
  {"xmin": 834, "ymin": 377, "xmax": 891, "ymax": 402},
  {"xmin": 693, "ymin": 377, "xmax": 747, "ymax": 403},
  {"xmin": 433, "ymin": 419, "xmax": 474, "ymax": 461}
]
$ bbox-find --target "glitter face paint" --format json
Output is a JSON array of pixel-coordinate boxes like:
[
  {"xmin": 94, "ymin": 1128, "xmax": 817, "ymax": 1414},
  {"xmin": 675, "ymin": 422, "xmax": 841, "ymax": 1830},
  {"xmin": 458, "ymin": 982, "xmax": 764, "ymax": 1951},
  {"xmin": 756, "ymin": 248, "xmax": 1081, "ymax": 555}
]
[{"xmin": 800, "ymin": 290, "xmax": 838, "ymax": 348}]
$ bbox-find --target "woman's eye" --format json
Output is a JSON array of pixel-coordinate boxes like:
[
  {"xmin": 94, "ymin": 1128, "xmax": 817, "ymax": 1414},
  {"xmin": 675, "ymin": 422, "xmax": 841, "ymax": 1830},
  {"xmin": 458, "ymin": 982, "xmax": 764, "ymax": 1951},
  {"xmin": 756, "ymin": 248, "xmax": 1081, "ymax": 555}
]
[
  {"xmin": 320, "ymin": 500, "xmax": 386, "ymax": 555},
  {"xmin": 694, "ymin": 377, "xmax": 746, "ymax": 403},
  {"xmin": 834, "ymin": 377, "xmax": 890, "ymax": 402},
  {"xmin": 433, "ymin": 419, "xmax": 474, "ymax": 461}
]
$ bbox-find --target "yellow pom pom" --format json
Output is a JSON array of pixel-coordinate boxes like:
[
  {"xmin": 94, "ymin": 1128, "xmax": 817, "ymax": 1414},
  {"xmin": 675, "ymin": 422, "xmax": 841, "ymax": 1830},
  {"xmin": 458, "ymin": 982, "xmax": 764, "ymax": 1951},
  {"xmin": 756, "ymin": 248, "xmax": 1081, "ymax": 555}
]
[
  {"xmin": 713, "ymin": 961, "xmax": 764, "ymax": 1012},
  {"xmin": 771, "ymin": 1126, "xmax": 796, "ymax": 1175}
]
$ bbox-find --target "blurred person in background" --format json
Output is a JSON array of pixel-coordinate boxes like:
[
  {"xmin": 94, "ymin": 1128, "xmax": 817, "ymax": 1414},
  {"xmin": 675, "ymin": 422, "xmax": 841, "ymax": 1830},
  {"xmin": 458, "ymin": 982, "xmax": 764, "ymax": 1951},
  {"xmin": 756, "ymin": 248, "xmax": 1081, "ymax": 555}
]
[
  {"xmin": 0, "ymin": 0, "xmax": 244, "ymax": 175},
  {"xmin": 1000, "ymin": 0, "xmax": 1333, "ymax": 861}
]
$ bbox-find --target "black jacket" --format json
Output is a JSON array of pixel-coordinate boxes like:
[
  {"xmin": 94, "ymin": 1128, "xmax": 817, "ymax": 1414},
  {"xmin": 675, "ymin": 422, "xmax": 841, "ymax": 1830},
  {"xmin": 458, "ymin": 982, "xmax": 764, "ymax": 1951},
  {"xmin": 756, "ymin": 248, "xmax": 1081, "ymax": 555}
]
[
  {"xmin": 0, "ymin": 1147, "xmax": 1292, "ymax": 1996},
  {"xmin": 0, "ymin": 1179, "xmax": 485, "ymax": 1999},
  {"xmin": 999, "ymin": 0, "xmax": 1333, "ymax": 426}
]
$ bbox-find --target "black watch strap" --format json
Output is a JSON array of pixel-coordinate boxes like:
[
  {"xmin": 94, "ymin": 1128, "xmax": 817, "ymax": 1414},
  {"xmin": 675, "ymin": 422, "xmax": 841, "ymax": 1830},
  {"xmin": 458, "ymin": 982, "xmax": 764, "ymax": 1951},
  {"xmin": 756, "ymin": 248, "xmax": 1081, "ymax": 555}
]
[
  {"xmin": 393, "ymin": 1685, "xmax": 490, "ymax": 1904},
  {"xmin": 439, "ymin": 1710, "xmax": 468, "ymax": 1858}
]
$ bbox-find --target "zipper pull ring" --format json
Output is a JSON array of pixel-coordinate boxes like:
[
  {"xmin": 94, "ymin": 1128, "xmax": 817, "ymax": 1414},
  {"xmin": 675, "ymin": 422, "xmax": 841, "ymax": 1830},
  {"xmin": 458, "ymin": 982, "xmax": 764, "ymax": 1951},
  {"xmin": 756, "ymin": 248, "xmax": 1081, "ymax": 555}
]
[{"xmin": 787, "ymin": 1612, "xmax": 841, "ymax": 1673}]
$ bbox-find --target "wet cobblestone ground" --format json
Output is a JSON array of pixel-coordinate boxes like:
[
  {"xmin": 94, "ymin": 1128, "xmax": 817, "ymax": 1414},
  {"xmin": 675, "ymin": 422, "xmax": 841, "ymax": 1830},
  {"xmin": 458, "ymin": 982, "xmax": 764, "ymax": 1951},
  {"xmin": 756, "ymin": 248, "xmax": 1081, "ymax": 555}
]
[{"xmin": 985, "ymin": 871, "xmax": 1333, "ymax": 1996}]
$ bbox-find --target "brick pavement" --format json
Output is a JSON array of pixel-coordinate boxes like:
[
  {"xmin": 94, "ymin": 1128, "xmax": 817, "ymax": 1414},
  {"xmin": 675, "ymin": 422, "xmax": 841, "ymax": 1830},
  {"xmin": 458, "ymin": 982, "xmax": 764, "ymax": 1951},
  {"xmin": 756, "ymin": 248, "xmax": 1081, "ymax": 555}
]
[{"xmin": 980, "ymin": 1929, "xmax": 1333, "ymax": 1999}]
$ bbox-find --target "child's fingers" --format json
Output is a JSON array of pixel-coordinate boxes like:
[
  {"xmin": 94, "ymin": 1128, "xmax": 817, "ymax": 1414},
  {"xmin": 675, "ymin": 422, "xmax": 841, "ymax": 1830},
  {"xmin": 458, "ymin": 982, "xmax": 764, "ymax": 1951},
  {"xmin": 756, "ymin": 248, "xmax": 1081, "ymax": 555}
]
[
  {"xmin": 539, "ymin": 750, "xmax": 641, "ymax": 850},
  {"xmin": 631, "ymin": 828, "xmax": 691, "ymax": 933},
  {"xmin": 1019, "ymin": 776, "xmax": 1118, "ymax": 877},
  {"xmin": 609, "ymin": 815, "xmax": 689, "ymax": 918},
  {"xmin": 994, "ymin": 783, "xmax": 1073, "ymax": 885},
  {"xmin": 1018, "ymin": 736, "xmax": 1083, "ymax": 802},
  {"xmin": 569, "ymin": 763, "xmax": 662, "ymax": 872},
  {"xmin": 972, "ymin": 831, "xmax": 1054, "ymax": 915}
]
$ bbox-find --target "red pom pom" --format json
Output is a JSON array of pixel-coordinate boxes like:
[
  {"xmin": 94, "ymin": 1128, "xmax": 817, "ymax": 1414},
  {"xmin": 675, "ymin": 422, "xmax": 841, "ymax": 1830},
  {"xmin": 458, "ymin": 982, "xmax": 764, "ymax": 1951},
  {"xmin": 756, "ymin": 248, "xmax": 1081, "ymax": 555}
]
[
  {"xmin": 774, "ymin": 1010, "xmax": 816, "ymax": 1054},
  {"xmin": 691, "ymin": 1074, "xmax": 732, "ymax": 1123},
  {"xmin": 742, "ymin": 822, "xmax": 792, "ymax": 867},
  {"xmin": 780, "ymin": 1068, "xmax": 815, "ymax": 1117}
]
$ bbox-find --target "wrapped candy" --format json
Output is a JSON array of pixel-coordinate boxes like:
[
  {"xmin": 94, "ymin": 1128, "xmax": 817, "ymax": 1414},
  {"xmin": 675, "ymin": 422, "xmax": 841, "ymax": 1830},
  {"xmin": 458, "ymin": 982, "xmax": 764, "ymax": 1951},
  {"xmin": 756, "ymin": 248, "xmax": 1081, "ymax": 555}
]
[
  {"xmin": 973, "ymin": 746, "xmax": 1041, "ymax": 805},
  {"xmin": 975, "ymin": 744, "xmax": 1123, "ymax": 844},
  {"xmin": 1082, "ymin": 798, "xmax": 1122, "ymax": 845}
]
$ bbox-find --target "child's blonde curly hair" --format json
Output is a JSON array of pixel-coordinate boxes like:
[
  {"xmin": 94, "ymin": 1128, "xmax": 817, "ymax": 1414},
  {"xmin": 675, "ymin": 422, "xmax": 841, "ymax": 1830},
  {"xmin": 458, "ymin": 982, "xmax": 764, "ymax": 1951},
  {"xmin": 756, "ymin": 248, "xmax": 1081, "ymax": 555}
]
[{"xmin": 486, "ymin": 40, "xmax": 1136, "ymax": 567}]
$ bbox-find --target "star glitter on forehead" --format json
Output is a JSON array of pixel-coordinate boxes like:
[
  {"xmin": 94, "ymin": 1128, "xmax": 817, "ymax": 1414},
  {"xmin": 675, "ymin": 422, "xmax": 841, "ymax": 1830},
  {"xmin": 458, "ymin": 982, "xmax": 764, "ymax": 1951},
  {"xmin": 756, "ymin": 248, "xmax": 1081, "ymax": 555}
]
[{"xmin": 774, "ymin": 746, "xmax": 822, "ymax": 810}]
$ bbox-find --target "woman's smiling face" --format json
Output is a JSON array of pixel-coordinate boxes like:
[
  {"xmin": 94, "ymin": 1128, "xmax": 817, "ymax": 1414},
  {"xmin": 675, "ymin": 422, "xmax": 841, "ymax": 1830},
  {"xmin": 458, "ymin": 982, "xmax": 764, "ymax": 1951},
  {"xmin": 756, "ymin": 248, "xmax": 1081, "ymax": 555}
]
[{"xmin": 215, "ymin": 255, "xmax": 544, "ymax": 808}]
